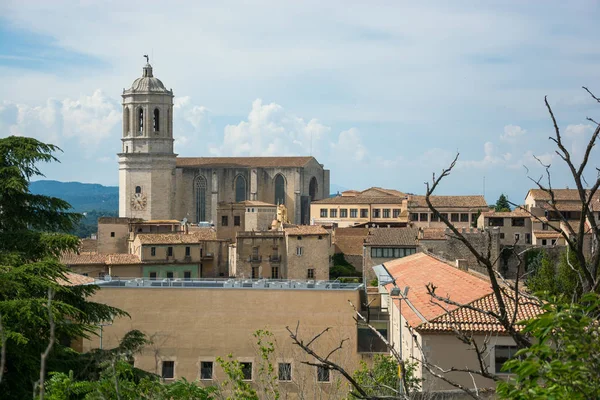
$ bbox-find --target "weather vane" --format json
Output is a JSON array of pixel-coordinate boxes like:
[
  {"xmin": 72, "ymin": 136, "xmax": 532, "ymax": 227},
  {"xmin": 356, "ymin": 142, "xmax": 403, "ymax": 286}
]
[{"xmin": 143, "ymin": 54, "xmax": 149, "ymax": 63}]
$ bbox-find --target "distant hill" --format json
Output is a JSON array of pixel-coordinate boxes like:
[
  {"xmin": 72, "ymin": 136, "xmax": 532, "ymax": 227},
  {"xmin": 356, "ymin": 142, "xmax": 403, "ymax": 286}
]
[{"xmin": 30, "ymin": 180, "xmax": 118, "ymax": 212}]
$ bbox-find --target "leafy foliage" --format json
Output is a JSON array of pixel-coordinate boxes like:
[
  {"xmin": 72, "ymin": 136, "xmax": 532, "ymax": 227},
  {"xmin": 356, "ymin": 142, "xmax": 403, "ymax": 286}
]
[
  {"xmin": 350, "ymin": 355, "xmax": 421, "ymax": 398},
  {"xmin": 330, "ymin": 253, "xmax": 361, "ymax": 279},
  {"xmin": 72, "ymin": 209, "xmax": 118, "ymax": 239},
  {"xmin": 495, "ymin": 194, "xmax": 511, "ymax": 212},
  {"xmin": 216, "ymin": 354, "xmax": 259, "ymax": 400},
  {"xmin": 527, "ymin": 249, "xmax": 581, "ymax": 298},
  {"xmin": 497, "ymin": 293, "xmax": 600, "ymax": 399},
  {"xmin": 0, "ymin": 136, "xmax": 126, "ymax": 399}
]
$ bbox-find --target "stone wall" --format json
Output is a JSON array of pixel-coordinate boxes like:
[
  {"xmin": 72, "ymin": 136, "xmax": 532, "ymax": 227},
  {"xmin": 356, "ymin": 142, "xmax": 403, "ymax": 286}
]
[{"xmin": 286, "ymin": 234, "xmax": 331, "ymax": 280}]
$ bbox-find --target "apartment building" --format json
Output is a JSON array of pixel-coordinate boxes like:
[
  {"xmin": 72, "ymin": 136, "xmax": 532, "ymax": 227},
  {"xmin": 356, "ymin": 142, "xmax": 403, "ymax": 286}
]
[
  {"xmin": 477, "ymin": 209, "xmax": 533, "ymax": 245},
  {"xmin": 216, "ymin": 200, "xmax": 277, "ymax": 242},
  {"xmin": 406, "ymin": 195, "xmax": 488, "ymax": 229}
]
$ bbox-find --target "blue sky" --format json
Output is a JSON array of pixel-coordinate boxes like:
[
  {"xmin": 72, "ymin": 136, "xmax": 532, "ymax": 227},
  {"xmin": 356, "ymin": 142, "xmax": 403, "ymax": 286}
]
[{"xmin": 1, "ymin": 1, "xmax": 600, "ymax": 204}]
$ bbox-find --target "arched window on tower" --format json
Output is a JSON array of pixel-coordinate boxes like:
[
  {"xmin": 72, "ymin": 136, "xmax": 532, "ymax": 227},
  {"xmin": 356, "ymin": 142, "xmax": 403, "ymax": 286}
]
[
  {"xmin": 138, "ymin": 108, "xmax": 144, "ymax": 135},
  {"xmin": 309, "ymin": 177, "xmax": 318, "ymax": 201},
  {"xmin": 274, "ymin": 174, "xmax": 286, "ymax": 205},
  {"xmin": 123, "ymin": 107, "xmax": 130, "ymax": 136},
  {"xmin": 195, "ymin": 176, "xmax": 207, "ymax": 223},
  {"xmin": 235, "ymin": 175, "xmax": 247, "ymax": 202},
  {"xmin": 153, "ymin": 108, "xmax": 160, "ymax": 132},
  {"xmin": 135, "ymin": 186, "xmax": 142, "ymax": 194}
]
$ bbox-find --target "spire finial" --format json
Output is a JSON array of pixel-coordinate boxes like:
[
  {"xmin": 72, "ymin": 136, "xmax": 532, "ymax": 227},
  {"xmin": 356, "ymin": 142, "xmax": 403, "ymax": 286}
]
[{"xmin": 143, "ymin": 54, "xmax": 149, "ymax": 64}]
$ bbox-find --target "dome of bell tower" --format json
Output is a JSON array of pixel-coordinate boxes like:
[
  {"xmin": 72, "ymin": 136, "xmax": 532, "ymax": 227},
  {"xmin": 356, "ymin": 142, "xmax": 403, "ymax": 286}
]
[{"xmin": 124, "ymin": 62, "xmax": 172, "ymax": 94}]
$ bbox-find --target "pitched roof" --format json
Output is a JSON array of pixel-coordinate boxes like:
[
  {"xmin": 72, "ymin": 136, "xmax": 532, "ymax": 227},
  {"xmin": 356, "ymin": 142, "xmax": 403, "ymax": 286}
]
[
  {"xmin": 61, "ymin": 252, "xmax": 107, "ymax": 265},
  {"xmin": 106, "ymin": 254, "xmax": 141, "ymax": 265},
  {"xmin": 136, "ymin": 230, "xmax": 217, "ymax": 244},
  {"xmin": 365, "ymin": 227, "xmax": 418, "ymax": 247},
  {"xmin": 408, "ymin": 195, "xmax": 488, "ymax": 209},
  {"xmin": 528, "ymin": 188, "xmax": 600, "ymax": 201},
  {"xmin": 482, "ymin": 209, "xmax": 530, "ymax": 218},
  {"xmin": 382, "ymin": 253, "xmax": 493, "ymax": 327},
  {"xmin": 312, "ymin": 196, "xmax": 404, "ymax": 205},
  {"xmin": 57, "ymin": 272, "xmax": 96, "ymax": 286},
  {"xmin": 360, "ymin": 187, "xmax": 407, "ymax": 197},
  {"xmin": 284, "ymin": 225, "xmax": 329, "ymax": 236},
  {"xmin": 241, "ymin": 200, "xmax": 277, "ymax": 207},
  {"xmin": 176, "ymin": 156, "xmax": 316, "ymax": 169},
  {"xmin": 533, "ymin": 230, "xmax": 562, "ymax": 239},
  {"xmin": 79, "ymin": 239, "xmax": 97, "ymax": 252},
  {"xmin": 419, "ymin": 228, "xmax": 447, "ymax": 241},
  {"xmin": 416, "ymin": 291, "xmax": 543, "ymax": 333},
  {"xmin": 334, "ymin": 228, "xmax": 369, "ymax": 255}
]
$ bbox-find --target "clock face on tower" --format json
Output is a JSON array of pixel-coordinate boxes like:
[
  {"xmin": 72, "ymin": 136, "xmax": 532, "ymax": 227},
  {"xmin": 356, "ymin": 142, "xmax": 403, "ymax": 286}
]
[{"xmin": 130, "ymin": 192, "xmax": 147, "ymax": 211}]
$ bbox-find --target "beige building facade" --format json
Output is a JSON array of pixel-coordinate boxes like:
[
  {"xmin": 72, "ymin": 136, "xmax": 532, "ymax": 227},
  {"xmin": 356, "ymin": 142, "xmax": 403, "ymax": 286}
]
[
  {"xmin": 81, "ymin": 281, "xmax": 365, "ymax": 398},
  {"xmin": 118, "ymin": 62, "xmax": 329, "ymax": 225},
  {"xmin": 216, "ymin": 200, "xmax": 277, "ymax": 242}
]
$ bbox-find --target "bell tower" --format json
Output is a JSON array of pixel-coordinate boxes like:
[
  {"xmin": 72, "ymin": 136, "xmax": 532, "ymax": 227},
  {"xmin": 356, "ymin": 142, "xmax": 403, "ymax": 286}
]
[{"xmin": 118, "ymin": 57, "xmax": 177, "ymax": 220}]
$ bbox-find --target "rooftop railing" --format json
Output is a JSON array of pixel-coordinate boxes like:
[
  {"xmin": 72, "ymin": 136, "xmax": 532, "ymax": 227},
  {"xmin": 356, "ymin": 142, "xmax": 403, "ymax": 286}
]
[{"xmin": 92, "ymin": 276, "xmax": 363, "ymax": 291}]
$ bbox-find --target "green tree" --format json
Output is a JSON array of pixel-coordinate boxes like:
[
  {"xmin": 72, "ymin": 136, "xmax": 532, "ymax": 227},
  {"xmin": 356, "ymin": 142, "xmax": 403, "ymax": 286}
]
[
  {"xmin": 497, "ymin": 293, "xmax": 600, "ymax": 399},
  {"xmin": 0, "ymin": 136, "xmax": 126, "ymax": 399},
  {"xmin": 495, "ymin": 194, "xmax": 511, "ymax": 212},
  {"xmin": 527, "ymin": 250, "xmax": 580, "ymax": 298},
  {"xmin": 330, "ymin": 253, "xmax": 361, "ymax": 280},
  {"xmin": 350, "ymin": 355, "xmax": 421, "ymax": 398}
]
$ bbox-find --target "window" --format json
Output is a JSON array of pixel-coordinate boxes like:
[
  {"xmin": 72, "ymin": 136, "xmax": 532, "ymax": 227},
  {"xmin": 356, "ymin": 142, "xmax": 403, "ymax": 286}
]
[
  {"xmin": 489, "ymin": 218, "xmax": 504, "ymax": 227},
  {"xmin": 309, "ymin": 177, "xmax": 318, "ymax": 201},
  {"xmin": 235, "ymin": 175, "xmax": 247, "ymax": 202},
  {"xmin": 514, "ymin": 233, "xmax": 520, "ymax": 242},
  {"xmin": 495, "ymin": 346, "xmax": 518, "ymax": 374},
  {"xmin": 393, "ymin": 209, "xmax": 401, "ymax": 218},
  {"xmin": 450, "ymin": 213, "xmax": 459, "ymax": 222},
  {"xmin": 221, "ymin": 216, "xmax": 228, "ymax": 226},
  {"xmin": 296, "ymin": 247, "xmax": 303, "ymax": 256},
  {"xmin": 317, "ymin": 366, "xmax": 330, "ymax": 382},
  {"xmin": 360, "ymin": 209, "xmax": 369, "ymax": 218},
  {"xmin": 430, "ymin": 212, "xmax": 439, "ymax": 222},
  {"xmin": 271, "ymin": 266, "xmax": 279, "ymax": 279},
  {"xmin": 350, "ymin": 209, "xmax": 358, "ymax": 218},
  {"xmin": 410, "ymin": 213, "xmax": 419, "ymax": 222},
  {"xmin": 153, "ymin": 108, "xmax": 159, "ymax": 132},
  {"xmin": 330, "ymin": 209, "xmax": 337, "ymax": 218},
  {"xmin": 123, "ymin": 106, "xmax": 130, "ymax": 135},
  {"xmin": 149, "ymin": 272, "xmax": 157, "ymax": 280},
  {"xmin": 320, "ymin": 208, "xmax": 327, "ymax": 218},
  {"xmin": 234, "ymin": 216, "xmax": 241, "ymax": 226},
  {"xmin": 542, "ymin": 223, "xmax": 548, "ymax": 231},
  {"xmin": 166, "ymin": 271, "xmax": 174, "ymax": 279},
  {"xmin": 162, "ymin": 361, "xmax": 174, "ymax": 379},
  {"xmin": 371, "ymin": 247, "xmax": 416, "ymax": 258},
  {"xmin": 500, "ymin": 233, "xmax": 505, "ymax": 239},
  {"xmin": 419, "ymin": 213, "xmax": 428, "ymax": 222},
  {"xmin": 111, "ymin": 231, "xmax": 115, "ymax": 237},
  {"xmin": 340, "ymin": 209, "xmax": 348, "ymax": 218},
  {"xmin": 185, "ymin": 246, "xmax": 190, "ymax": 256},
  {"xmin": 551, "ymin": 239, "xmax": 556, "ymax": 245},
  {"xmin": 278, "ymin": 363, "xmax": 292, "ymax": 381},
  {"xmin": 460, "ymin": 213, "xmax": 469, "ymax": 222},
  {"xmin": 383, "ymin": 209, "xmax": 390, "ymax": 218},
  {"xmin": 440, "ymin": 213, "xmax": 448, "ymax": 221},
  {"xmin": 151, "ymin": 247, "xmax": 156, "ymax": 256},
  {"xmin": 274, "ymin": 174, "xmax": 286, "ymax": 205},
  {"xmin": 138, "ymin": 108, "xmax": 144, "ymax": 135},
  {"xmin": 373, "ymin": 209, "xmax": 381, "ymax": 218},
  {"xmin": 318, "ymin": 235, "xmax": 323, "ymax": 240},
  {"xmin": 251, "ymin": 266, "xmax": 259, "ymax": 279},
  {"xmin": 241, "ymin": 362, "xmax": 252, "ymax": 381},
  {"xmin": 471, "ymin": 213, "xmax": 479, "ymax": 223},
  {"xmin": 200, "ymin": 361, "xmax": 213, "ymax": 380},
  {"xmin": 195, "ymin": 176, "xmax": 207, "ymax": 223},
  {"xmin": 297, "ymin": 236, "xmax": 302, "ymax": 240},
  {"xmin": 307, "ymin": 268, "xmax": 315, "ymax": 279},
  {"xmin": 512, "ymin": 218, "xmax": 525, "ymax": 227},
  {"xmin": 542, "ymin": 239, "xmax": 547, "ymax": 246},
  {"xmin": 525, "ymin": 233, "xmax": 531, "ymax": 244},
  {"xmin": 167, "ymin": 247, "xmax": 173, "ymax": 257},
  {"xmin": 184, "ymin": 271, "xmax": 191, "ymax": 279}
]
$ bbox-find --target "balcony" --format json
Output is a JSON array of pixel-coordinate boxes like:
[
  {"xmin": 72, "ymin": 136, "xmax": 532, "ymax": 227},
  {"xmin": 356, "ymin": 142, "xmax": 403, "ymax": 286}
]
[
  {"xmin": 248, "ymin": 255, "xmax": 262, "ymax": 263},
  {"xmin": 268, "ymin": 255, "xmax": 281, "ymax": 263}
]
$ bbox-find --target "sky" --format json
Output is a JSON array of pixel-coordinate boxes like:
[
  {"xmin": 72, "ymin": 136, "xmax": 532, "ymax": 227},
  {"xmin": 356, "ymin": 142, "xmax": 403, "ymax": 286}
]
[{"xmin": 1, "ymin": 0, "xmax": 600, "ymax": 205}]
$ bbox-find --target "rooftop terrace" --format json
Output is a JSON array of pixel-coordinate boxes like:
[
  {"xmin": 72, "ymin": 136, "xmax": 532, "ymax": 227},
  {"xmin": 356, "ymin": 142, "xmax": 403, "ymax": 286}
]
[{"xmin": 92, "ymin": 277, "xmax": 363, "ymax": 291}]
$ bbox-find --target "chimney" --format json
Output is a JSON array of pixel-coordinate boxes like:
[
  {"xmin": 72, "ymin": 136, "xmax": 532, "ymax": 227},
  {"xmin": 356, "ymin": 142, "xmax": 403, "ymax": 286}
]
[
  {"xmin": 185, "ymin": 223, "xmax": 189, "ymax": 234},
  {"xmin": 456, "ymin": 259, "xmax": 468, "ymax": 271}
]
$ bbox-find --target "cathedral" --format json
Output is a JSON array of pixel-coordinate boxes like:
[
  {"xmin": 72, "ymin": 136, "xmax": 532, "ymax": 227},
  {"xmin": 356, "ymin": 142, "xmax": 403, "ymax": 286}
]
[{"xmin": 118, "ymin": 60, "xmax": 330, "ymax": 225}]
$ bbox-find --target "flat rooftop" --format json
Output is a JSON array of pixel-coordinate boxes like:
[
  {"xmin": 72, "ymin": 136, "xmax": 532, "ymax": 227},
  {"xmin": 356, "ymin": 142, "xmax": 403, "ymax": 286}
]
[{"xmin": 92, "ymin": 277, "xmax": 363, "ymax": 291}]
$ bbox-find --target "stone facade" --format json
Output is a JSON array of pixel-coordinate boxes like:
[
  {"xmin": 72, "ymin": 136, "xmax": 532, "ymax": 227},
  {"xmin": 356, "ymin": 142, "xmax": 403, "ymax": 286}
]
[
  {"xmin": 216, "ymin": 201, "xmax": 277, "ymax": 242},
  {"xmin": 118, "ymin": 62, "xmax": 329, "ymax": 225},
  {"xmin": 234, "ymin": 231, "xmax": 286, "ymax": 279},
  {"xmin": 285, "ymin": 229, "xmax": 332, "ymax": 281}
]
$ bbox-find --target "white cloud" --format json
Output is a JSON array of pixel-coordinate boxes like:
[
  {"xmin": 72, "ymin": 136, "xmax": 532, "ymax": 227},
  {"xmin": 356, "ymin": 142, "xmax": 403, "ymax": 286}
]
[
  {"xmin": 500, "ymin": 124, "xmax": 527, "ymax": 142},
  {"xmin": 459, "ymin": 141, "xmax": 512, "ymax": 169},
  {"xmin": 0, "ymin": 90, "xmax": 121, "ymax": 148}
]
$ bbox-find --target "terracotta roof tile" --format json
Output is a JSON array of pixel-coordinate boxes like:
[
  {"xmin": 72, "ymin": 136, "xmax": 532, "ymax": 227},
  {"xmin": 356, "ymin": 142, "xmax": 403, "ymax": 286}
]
[
  {"xmin": 408, "ymin": 195, "xmax": 488, "ymax": 209},
  {"xmin": 57, "ymin": 272, "xmax": 96, "ymax": 286},
  {"xmin": 176, "ymin": 156, "xmax": 315, "ymax": 168},
  {"xmin": 79, "ymin": 239, "xmax": 97, "ymax": 252},
  {"xmin": 284, "ymin": 225, "xmax": 329, "ymax": 236},
  {"xmin": 137, "ymin": 230, "xmax": 217, "ymax": 244},
  {"xmin": 365, "ymin": 227, "xmax": 419, "ymax": 247},
  {"xmin": 312, "ymin": 196, "xmax": 404, "ymax": 205},
  {"xmin": 383, "ymin": 253, "xmax": 493, "ymax": 327},
  {"xmin": 417, "ymin": 291, "xmax": 543, "ymax": 334},
  {"xmin": 106, "ymin": 254, "xmax": 141, "ymax": 265},
  {"xmin": 482, "ymin": 209, "xmax": 530, "ymax": 218},
  {"xmin": 60, "ymin": 252, "xmax": 106, "ymax": 265},
  {"xmin": 532, "ymin": 230, "xmax": 562, "ymax": 239}
]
